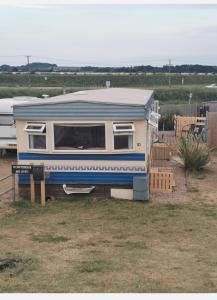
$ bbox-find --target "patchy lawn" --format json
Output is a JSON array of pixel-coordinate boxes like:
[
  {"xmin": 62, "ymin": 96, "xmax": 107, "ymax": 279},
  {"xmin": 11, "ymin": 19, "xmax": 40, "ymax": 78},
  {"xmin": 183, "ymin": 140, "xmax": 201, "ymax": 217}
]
[{"xmin": 0, "ymin": 182, "xmax": 217, "ymax": 293}]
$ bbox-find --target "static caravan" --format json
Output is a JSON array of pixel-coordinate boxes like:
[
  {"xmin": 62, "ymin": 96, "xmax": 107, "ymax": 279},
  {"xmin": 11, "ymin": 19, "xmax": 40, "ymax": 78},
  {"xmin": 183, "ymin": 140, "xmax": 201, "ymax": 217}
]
[
  {"xmin": 13, "ymin": 88, "xmax": 158, "ymax": 200},
  {"xmin": 0, "ymin": 97, "xmax": 39, "ymax": 151}
]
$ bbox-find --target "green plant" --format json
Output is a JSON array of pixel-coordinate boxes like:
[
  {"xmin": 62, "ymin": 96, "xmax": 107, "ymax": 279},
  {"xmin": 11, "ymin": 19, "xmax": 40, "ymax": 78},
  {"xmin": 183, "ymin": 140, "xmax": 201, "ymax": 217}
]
[
  {"xmin": 78, "ymin": 260, "xmax": 109, "ymax": 273},
  {"xmin": 178, "ymin": 135, "xmax": 213, "ymax": 171},
  {"xmin": 159, "ymin": 113, "xmax": 176, "ymax": 131},
  {"xmin": 31, "ymin": 233, "xmax": 70, "ymax": 243}
]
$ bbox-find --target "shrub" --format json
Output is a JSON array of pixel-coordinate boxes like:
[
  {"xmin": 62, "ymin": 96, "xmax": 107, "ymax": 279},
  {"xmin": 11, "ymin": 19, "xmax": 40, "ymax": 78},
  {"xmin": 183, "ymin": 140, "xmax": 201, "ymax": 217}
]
[
  {"xmin": 159, "ymin": 113, "xmax": 176, "ymax": 131},
  {"xmin": 178, "ymin": 135, "xmax": 213, "ymax": 171}
]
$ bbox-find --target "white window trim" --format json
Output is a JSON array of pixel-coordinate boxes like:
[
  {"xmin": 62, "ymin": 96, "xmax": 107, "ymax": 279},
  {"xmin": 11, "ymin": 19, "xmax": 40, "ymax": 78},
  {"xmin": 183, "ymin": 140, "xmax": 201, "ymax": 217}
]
[
  {"xmin": 112, "ymin": 122, "xmax": 135, "ymax": 152},
  {"xmin": 51, "ymin": 121, "xmax": 108, "ymax": 153},
  {"xmin": 24, "ymin": 123, "xmax": 46, "ymax": 133},
  {"xmin": 27, "ymin": 132, "xmax": 48, "ymax": 152},
  {"xmin": 113, "ymin": 123, "xmax": 135, "ymax": 133}
]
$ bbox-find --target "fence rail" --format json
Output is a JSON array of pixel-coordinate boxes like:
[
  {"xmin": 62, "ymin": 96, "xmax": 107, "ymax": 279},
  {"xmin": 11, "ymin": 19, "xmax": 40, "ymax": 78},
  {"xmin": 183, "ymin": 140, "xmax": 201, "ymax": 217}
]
[{"xmin": 0, "ymin": 174, "xmax": 13, "ymax": 198}]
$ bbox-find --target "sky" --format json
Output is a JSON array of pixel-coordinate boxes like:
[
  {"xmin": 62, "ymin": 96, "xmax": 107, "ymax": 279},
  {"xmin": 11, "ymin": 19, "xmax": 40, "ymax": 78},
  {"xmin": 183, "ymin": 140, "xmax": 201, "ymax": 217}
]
[{"xmin": 0, "ymin": 2, "xmax": 217, "ymax": 66}]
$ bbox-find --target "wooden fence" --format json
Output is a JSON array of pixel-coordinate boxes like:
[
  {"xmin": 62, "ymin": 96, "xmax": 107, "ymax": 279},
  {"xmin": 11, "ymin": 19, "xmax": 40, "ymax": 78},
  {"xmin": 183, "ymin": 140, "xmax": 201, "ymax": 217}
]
[
  {"xmin": 207, "ymin": 112, "xmax": 217, "ymax": 146},
  {"xmin": 149, "ymin": 167, "xmax": 175, "ymax": 193},
  {"xmin": 175, "ymin": 116, "xmax": 206, "ymax": 138},
  {"xmin": 151, "ymin": 143, "xmax": 171, "ymax": 160}
]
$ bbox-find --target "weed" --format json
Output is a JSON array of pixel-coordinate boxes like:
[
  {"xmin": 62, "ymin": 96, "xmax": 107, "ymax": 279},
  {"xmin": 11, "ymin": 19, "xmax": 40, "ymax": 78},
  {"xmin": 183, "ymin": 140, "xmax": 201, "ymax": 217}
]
[
  {"xmin": 57, "ymin": 221, "xmax": 67, "ymax": 225},
  {"xmin": 30, "ymin": 233, "xmax": 70, "ymax": 243},
  {"xmin": 178, "ymin": 135, "xmax": 213, "ymax": 171},
  {"xmin": 10, "ymin": 200, "xmax": 32, "ymax": 209},
  {"xmin": 79, "ymin": 260, "xmax": 110, "ymax": 273},
  {"xmin": 115, "ymin": 241, "xmax": 146, "ymax": 250},
  {"xmin": 187, "ymin": 186, "xmax": 199, "ymax": 192}
]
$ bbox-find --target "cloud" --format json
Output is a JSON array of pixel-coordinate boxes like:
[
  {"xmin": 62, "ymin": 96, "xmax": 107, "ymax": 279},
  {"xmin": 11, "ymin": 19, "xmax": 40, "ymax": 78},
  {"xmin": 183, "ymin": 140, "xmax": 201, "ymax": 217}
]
[
  {"xmin": 0, "ymin": 0, "xmax": 73, "ymax": 8},
  {"xmin": 1, "ymin": 0, "xmax": 217, "ymax": 8}
]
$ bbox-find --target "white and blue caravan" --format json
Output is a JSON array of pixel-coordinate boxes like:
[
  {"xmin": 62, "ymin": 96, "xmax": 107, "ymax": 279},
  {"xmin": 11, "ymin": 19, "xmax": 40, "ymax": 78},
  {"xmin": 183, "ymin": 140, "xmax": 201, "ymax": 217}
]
[{"xmin": 13, "ymin": 88, "xmax": 157, "ymax": 199}]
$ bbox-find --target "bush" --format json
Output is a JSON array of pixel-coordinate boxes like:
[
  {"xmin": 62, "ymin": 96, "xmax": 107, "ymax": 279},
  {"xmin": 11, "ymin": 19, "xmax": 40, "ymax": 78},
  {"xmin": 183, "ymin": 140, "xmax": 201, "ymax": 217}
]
[
  {"xmin": 159, "ymin": 113, "xmax": 176, "ymax": 131},
  {"xmin": 178, "ymin": 135, "xmax": 213, "ymax": 171}
]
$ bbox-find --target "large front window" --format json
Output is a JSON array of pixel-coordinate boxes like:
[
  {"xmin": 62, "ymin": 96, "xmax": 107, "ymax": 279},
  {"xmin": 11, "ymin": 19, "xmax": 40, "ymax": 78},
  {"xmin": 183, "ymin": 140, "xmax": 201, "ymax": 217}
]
[{"xmin": 54, "ymin": 123, "xmax": 106, "ymax": 150}]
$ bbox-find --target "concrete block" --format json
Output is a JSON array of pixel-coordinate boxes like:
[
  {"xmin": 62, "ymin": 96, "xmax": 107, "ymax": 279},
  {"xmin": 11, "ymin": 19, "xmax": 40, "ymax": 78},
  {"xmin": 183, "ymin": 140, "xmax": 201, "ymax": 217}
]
[{"xmin": 111, "ymin": 188, "xmax": 133, "ymax": 200}]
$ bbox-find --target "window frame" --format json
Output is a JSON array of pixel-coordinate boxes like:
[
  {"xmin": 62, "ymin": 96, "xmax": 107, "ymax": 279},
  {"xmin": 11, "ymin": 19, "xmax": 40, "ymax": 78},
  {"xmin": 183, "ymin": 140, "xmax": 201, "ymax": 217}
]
[
  {"xmin": 25, "ymin": 122, "xmax": 48, "ymax": 152},
  {"xmin": 28, "ymin": 132, "xmax": 48, "ymax": 151},
  {"xmin": 0, "ymin": 114, "xmax": 14, "ymax": 126},
  {"xmin": 112, "ymin": 122, "xmax": 135, "ymax": 152},
  {"xmin": 52, "ymin": 121, "xmax": 108, "ymax": 153},
  {"xmin": 113, "ymin": 123, "xmax": 135, "ymax": 133},
  {"xmin": 24, "ymin": 123, "xmax": 46, "ymax": 133}
]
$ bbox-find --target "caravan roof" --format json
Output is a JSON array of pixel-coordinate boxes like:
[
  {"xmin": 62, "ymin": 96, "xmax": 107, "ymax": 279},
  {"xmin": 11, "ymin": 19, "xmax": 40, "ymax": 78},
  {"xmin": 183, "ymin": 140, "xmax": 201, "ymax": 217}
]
[
  {"xmin": 0, "ymin": 97, "xmax": 39, "ymax": 114},
  {"xmin": 13, "ymin": 88, "xmax": 154, "ymax": 107}
]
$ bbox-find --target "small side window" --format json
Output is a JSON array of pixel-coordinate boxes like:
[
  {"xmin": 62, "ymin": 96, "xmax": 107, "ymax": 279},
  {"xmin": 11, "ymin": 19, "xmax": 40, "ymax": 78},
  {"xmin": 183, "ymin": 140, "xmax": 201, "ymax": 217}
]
[
  {"xmin": 29, "ymin": 134, "xmax": 46, "ymax": 150},
  {"xmin": 25, "ymin": 123, "xmax": 47, "ymax": 150},
  {"xmin": 113, "ymin": 123, "xmax": 135, "ymax": 133},
  {"xmin": 24, "ymin": 123, "xmax": 46, "ymax": 133},
  {"xmin": 113, "ymin": 123, "xmax": 134, "ymax": 150}
]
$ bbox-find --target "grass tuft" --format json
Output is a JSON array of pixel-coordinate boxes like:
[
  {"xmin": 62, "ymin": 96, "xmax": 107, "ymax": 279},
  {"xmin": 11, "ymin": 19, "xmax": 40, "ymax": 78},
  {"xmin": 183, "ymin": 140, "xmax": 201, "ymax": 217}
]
[
  {"xmin": 187, "ymin": 186, "xmax": 199, "ymax": 193},
  {"xmin": 30, "ymin": 233, "xmax": 70, "ymax": 243},
  {"xmin": 79, "ymin": 260, "xmax": 110, "ymax": 273},
  {"xmin": 57, "ymin": 221, "xmax": 67, "ymax": 225},
  {"xmin": 178, "ymin": 135, "xmax": 213, "ymax": 171},
  {"xmin": 10, "ymin": 200, "xmax": 32, "ymax": 209},
  {"xmin": 115, "ymin": 241, "xmax": 146, "ymax": 250}
]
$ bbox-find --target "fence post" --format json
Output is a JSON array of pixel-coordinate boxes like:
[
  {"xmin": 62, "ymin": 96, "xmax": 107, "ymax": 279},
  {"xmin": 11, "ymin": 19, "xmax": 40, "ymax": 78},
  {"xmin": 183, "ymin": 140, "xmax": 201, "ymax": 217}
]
[
  {"xmin": 15, "ymin": 174, "xmax": 19, "ymax": 200},
  {"xmin": 40, "ymin": 180, "xmax": 45, "ymax": 207},
  {"xmin": 30, "ymin": 174, "xmax": 35, "ymax": 203}
]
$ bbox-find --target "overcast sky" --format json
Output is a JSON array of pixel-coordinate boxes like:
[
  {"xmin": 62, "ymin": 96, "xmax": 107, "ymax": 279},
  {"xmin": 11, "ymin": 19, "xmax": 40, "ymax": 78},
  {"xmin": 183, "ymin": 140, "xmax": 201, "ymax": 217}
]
[{"xmin": 0, "ymin": 3, "xmax": 217, "ymax": 66}]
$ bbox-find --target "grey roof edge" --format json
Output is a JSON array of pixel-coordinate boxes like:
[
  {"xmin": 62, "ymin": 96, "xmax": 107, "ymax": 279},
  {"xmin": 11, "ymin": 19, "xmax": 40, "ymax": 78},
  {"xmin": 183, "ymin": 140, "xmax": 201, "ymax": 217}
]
[
  {"xmin": 13, "ymin": 91, "xmax": 154, "ymax": 108},
  {"xmin": 13, "ymin": 98, "xmax": 153, "ymax": 108}
]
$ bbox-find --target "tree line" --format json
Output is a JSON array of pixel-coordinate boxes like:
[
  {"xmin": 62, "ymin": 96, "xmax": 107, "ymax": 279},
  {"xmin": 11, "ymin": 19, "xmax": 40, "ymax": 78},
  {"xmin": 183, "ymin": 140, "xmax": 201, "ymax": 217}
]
[{"xmin": 0, "ymin": 63, "xmax": 217, "ymax": 73}]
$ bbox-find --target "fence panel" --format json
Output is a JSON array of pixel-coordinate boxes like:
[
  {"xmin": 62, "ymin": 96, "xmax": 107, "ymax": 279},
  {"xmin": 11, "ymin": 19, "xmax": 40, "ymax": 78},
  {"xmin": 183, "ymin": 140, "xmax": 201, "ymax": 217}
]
[
  {"xmin": 151, "ymin": 143, "xmax": 171, "ymax": 160},
  {"xmin": 207, "ymin": 112, "xmax": 217, "ymax": 146},
  {"xmin": 175, "ymin": 116, "xmax": 206, "ymax": 138},
  {"xmin": 150, "ymin": 167, "xmax": 175, "ymax": 193}
]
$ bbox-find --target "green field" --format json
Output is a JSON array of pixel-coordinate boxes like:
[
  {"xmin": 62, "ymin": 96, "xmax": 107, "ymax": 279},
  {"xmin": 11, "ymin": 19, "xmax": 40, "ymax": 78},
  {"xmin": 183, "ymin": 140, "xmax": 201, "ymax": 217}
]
[{"xmin": 0, "ymin": 73, "xmax": 216, "ymax": 103}]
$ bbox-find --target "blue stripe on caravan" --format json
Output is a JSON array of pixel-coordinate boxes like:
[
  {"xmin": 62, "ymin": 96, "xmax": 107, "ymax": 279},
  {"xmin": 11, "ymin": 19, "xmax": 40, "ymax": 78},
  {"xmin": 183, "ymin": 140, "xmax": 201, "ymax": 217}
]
[
  {"xmin": 19, "ymin": 172, "xmax": 147, "ymax": 185},
  {"xmin": 18, "ymin": 152, "xmax": 145, "ymax": 161}
]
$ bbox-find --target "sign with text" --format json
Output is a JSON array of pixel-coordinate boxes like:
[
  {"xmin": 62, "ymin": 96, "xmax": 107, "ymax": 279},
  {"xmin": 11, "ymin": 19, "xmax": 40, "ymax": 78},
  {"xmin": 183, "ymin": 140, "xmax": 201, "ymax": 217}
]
[{"xmin": 12, "ymin": 164, "xmax": 33, "ymax": 174}]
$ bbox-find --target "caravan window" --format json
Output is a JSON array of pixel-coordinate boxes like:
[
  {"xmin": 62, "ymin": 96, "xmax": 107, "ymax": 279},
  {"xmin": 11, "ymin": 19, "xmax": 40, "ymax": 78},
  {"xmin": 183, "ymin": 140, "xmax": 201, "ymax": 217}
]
[
  {"xmin": 54, "ymin": 123, "xmax": 106, "ymax": 150},
  {"xmin": 25, "ymin": 122, "xmax": 47, "ymax": 150},
  {"xmin": 29, "ymin": 134, "xmax": 46, "ymax": 150},
  {"xmin": 113, "ymin": 122, "xmax": 134, "ymax": 150},
  {"xmin": 24, "ymin": 123, "xmax": 46, "ymax": 133},
  {"xmin": 113, "ymin": 123, "xmax": 135, "ymax": 133},
  {"xmin": 0, "ymin": 115, "xmax": 14, "ymax": 126}
]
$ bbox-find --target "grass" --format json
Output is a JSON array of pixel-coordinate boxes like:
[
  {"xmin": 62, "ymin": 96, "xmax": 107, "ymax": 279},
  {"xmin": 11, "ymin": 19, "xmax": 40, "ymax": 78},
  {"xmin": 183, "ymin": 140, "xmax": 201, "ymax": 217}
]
[
  {"xmin": 30, "ymin": 233, "xmax": 70, "ymax": 243},
  {"xmin": 114, "ymin": 241, "xmax": 146, "ymax": 250},
  {"xmin": 79, "ymin": 260, "xmax": 110, "ymax": 273},
  {"xmin": 0, "ymin": 185, "xmax": 217, "ymax": 292}
]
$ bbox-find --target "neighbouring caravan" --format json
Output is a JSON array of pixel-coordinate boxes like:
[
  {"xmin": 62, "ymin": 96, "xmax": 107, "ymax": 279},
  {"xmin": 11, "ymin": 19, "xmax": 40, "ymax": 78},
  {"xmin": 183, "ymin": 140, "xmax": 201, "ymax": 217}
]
[
  {"xmin": 13, "ymin": 88, "xmax": 159, "ymax": 200},
  {"xmin": 0, "ymin": 97, "xmax": 39, "ymax": 151}
]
